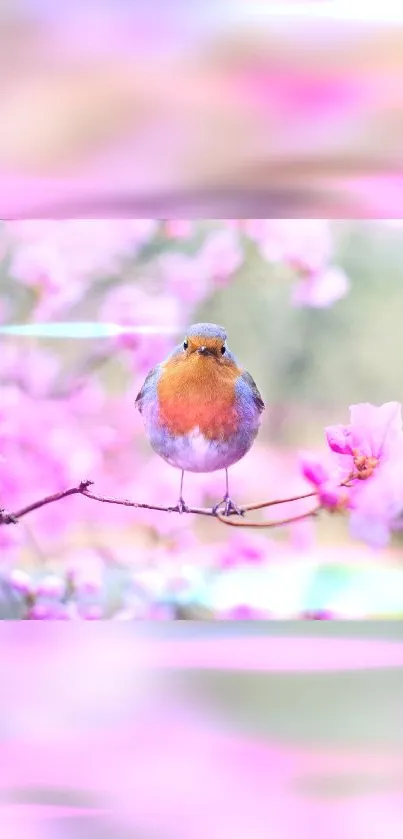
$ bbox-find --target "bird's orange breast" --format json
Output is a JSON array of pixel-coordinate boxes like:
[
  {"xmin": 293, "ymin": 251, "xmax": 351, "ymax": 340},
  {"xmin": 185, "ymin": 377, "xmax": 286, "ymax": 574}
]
[{"xmin": 158, "ymin": 354, "xmax": 241, "ymax": 440}]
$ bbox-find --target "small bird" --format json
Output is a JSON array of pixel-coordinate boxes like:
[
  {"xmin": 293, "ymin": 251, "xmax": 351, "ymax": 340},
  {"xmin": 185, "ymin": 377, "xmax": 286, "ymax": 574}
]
[{"xmin": 135, "ymin": 323, "xmax": 265, "ymax": 515}]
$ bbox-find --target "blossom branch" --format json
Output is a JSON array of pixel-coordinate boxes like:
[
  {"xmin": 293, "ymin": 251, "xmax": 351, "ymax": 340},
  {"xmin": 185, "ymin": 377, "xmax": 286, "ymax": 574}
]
[{"xmin": 0, "ymin": 480, "xmax": 321, "ymax": 527}]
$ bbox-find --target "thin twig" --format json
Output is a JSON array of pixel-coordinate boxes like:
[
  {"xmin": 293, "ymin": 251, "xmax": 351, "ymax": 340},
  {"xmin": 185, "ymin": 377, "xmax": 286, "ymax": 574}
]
[
  {"xmin": 0, "ymin": 480, "xmax": 322, "ymax": 528},
  {"xmin": 0, "ymin": 482, "xmax": 94, "ymax": 524},
  {"xmin": 215, "ymin": 507, "xmax": 321, "ymax": 528},
  {"xmin": 242, "ymin": 490, "xmax": 317, "ymax": 512}
]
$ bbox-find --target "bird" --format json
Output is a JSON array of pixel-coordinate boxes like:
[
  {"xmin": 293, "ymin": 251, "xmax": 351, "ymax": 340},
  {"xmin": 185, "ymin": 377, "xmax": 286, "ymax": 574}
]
[{"xmin": 135, "ymin": 323, "xmax": 265, "ymax": 515}]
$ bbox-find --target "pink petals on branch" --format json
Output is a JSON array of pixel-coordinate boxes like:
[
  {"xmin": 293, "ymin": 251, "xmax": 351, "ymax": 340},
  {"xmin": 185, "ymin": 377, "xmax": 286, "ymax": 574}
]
[
  {"xmin": 299, "ymin": 451, "xmax": 348, "ymax": 512},
  {"xmin": 301, "ymin": 403, "xmax": 403, "ymax": 547},
  {"xmin": 5, "ymin": 220, "xmax": 158, "ymax": 319},
  {"xmin": 100, "ymin": 283, "xmax": 182, "ymax": 370},
  {"xmin": 242, "ymin": 219, "xmax": 350, "ymax": 307},
  {"xmin": 325, "ymin": 402, "xmax": 403, "ymax": 547},
  {"xmin": 291, "ymin": 266, "xmax": 349, "ymax": 308}
]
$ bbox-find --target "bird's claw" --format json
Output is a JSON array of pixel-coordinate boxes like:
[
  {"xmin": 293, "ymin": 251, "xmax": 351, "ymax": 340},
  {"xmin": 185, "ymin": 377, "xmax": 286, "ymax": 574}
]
[
  {"xmin": 213, "ymin": 496, "xmax": 244, "ymax": 517},
  {"xmin": 175, "ymin": 498, "xmax": 189, "ymax": 514}
]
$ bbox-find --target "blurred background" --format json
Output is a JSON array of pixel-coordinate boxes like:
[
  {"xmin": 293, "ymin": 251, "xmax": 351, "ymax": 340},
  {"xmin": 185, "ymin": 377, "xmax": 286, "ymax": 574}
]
[
  {"xmin": 0, "ymin": 624, "xmax": 402, "ymax": 839},
  {"xmin": 1, "ymin": 218, "xmax": 403, "ymax": 619},
  {"xmin": 1, "ymin": 1, "xmax": 403, "ymax": 215}
]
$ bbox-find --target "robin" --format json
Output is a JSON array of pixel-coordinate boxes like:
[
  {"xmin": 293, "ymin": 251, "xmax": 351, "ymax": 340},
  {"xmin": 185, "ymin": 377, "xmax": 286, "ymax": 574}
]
[{"xmin": 136, "ymin": 323, "xmax": 265, "ymax": 515}]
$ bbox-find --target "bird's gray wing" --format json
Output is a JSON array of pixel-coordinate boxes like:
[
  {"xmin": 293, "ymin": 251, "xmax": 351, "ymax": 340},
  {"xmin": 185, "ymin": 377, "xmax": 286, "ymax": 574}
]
[
  {"xmin": 135, "ymin": 344, "xmax": 183, "ymax": 413},
  {"xmin": 238, "ymin": 370, "xmax": 265, "ymax": 413},
  {"xmin": 135, "ymin": 365, "xmax": 161, "ymax": 414}
]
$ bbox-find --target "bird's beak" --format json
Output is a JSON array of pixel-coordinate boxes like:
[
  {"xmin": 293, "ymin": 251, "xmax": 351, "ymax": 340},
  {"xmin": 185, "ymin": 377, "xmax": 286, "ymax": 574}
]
[{"xmin": 197, "ymin": 346, "xmax": 210, "ymax": 355}]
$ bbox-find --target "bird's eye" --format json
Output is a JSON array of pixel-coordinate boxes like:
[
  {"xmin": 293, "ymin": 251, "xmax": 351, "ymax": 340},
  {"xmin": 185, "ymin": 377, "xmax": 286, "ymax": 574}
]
[
  {"xmin": 221, "ymin": 345, "xmax": 226, "ymax": 355},
  {"xmin": 183, "ymin": 340, "xmax": 188, "ymax": 350}
]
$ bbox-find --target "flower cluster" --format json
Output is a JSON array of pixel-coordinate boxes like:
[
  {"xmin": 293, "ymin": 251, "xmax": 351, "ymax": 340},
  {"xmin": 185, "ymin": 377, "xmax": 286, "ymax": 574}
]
[
  {"xmin": 301, "ymin": 402, "xmax": 403, "ymax": 548},
  {"xmin": 231, "ymin": 219, "xmax": 350, "ymax": 307}
]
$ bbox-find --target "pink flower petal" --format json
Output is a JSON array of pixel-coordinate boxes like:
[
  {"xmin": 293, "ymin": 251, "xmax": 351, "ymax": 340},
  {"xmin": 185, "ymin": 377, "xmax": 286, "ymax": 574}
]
[
  {"xmin": 299, "ymin": 451, "xmax": 330, "ymax": 487},
  {"xmin": 325, "ymin": 424, "xmax": 355, "ymax": 456}
]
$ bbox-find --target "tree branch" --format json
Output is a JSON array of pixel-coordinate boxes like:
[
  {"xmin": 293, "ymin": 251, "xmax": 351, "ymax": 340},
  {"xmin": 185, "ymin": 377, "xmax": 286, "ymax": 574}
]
[
  {"xmin": 0, "ymin": 482, "xmax": 94, "ymax": 524},
  {"xmin": 0, "ymin": 480, "xmax": 321, "ymax": 527}
]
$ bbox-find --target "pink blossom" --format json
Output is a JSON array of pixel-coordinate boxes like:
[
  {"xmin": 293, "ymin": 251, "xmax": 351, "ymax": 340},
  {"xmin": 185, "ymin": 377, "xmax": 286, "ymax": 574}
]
[
  {"xmin": 247, "ymin": 220, "xmax": 332, "ymax": 272},
  {"xmin": 325, "ymin": 424, "xmax": 355, "ymax": 456},
  {"xmin": 292, "ymin": 266, "xmax": 349, "ymax": 308},
  {"xmin": 218, "ymin": 605, "xmax": 270, "ymax": 620},
  {"xmin": 235, "ymin": 70, "xmax": 364, "ymax": 121},
  {"xmin": 198, "ymin": 228, "xmax": 244, "ymax": 286},
  {"xmin": 299, "ymin": 451, "xmax": 349, "ymax": 512},
  {"xmin": 326, "ymin": 403, "xmax": 403, "ymax": 468},
  {"xmin": 7, "ymin": 220, "xmax": 157, "ymax": 282},
  {"xmin": 66, "ymin": 550, "xmax": 104, "ymax": 596},
  {"xmin": 99, "ymin": 282, "xmax": 182, "ymax": 370},
  {"xmin": 242, "ymin": 220, "xmax": 349, "ymax": 307},
  {"xmin": 25, "ymin": 601, "xmax": 71, "ymax": 620},
  {"xmin": 35, "ymin": 575, "xmax": 66, "ymax": 600},
  {"xmin": 318, "ymin": 481, "xmax": 349, "ymax": 512},
  {"xmin": 8, "ymin": 236, "xmax": 87, "ymax": 318},
  {"xmin": 6, "ymin": 220, "xmax": 158, "ymax": 319},
  {"xmin": 300, "ymin": 451, "xmax": 330, "ymax": 488},
  {"xmin": 158, "ymin": 251, "xmax": 212, "ymax": 307},
  {"xmin": 0, "ymin": 382, "xmax": 104, "ymax": 541},
  {"xmin": 301, "ymin": 610, "xmax": 335, "ymax": 620},
  {"xmin": 78, "ymin": 603, "xmax": 104, "ymax": 620},
  {"xmin": 8, "ymin": 568, "xmax": 33, "ymax": 597},
  {"xmin": 163, "ymin": 220, "xmax": 195, "ymax": 239},
  {"xmin": 0, "ymin": 345, "xmax": 59, "ymax": 398},
  {"xmin": 218, "ymin": 533, "xmax": 272, "ymax": 570},
  {"xmin": 326, "ymin": 402, "xmax": 403, "ymax": 546}
]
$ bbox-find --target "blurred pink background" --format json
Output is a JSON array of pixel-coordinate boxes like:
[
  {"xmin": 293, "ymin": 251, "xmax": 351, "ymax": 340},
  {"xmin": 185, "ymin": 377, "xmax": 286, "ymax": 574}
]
[
  {"xmin": 1, "ymin": 2, "xmax": 403, "ymax": 215},
  {"xmin": 0, "ymin": 626, "xmax": 402, "ymax": 839}
]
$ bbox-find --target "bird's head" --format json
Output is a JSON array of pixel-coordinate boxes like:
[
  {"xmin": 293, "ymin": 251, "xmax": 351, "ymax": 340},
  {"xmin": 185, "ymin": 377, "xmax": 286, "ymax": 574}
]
[{"xmin": 181, "ymin": 323, "xmax": 229, "ymax": 360}]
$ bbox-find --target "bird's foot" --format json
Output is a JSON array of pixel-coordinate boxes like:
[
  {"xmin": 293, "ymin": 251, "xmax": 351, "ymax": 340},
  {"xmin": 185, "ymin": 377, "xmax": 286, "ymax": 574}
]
[
  {"xmin": 213, "ymin": 495, "xmax": 244, "ymax": 517},
  {"xmin": 175, "ymin": 497, "xmax": 189, "ymax": 514}
]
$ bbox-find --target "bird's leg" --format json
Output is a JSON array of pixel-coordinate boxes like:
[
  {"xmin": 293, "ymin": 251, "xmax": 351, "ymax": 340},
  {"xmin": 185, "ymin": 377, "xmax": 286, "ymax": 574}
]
[
  {"xmin": 213, "ymin": 469, "xmax": 243, "ymax": 517},
  {"xmin": 176, "ymin": 470, "xmax": 189, "ymax": 513}
]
